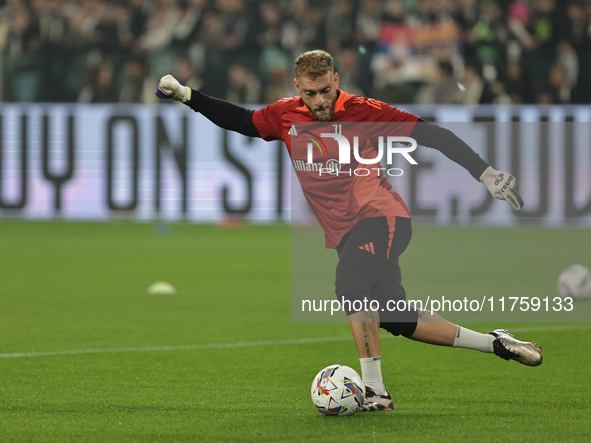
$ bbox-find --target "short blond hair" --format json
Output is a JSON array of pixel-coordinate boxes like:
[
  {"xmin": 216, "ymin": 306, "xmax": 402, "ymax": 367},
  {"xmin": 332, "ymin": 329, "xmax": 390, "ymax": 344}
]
[{"xmin": 294, "ymin": 50, "xmax": 334, "ymax": 80}]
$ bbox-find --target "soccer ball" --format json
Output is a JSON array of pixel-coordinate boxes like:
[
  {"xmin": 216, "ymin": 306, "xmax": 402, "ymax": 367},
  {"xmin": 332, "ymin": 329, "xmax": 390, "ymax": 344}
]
[
  {"xmin": 558, "ymin": 265, "xmax": 591, "ymax": 301},
  {"xmin": 310, "ymin": 364, "xmax": 365, "ymax": 416}
]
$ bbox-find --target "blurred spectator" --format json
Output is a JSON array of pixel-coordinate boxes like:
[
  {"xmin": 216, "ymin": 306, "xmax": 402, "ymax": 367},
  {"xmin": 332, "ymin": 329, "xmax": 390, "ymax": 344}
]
[
  {"xmin": 280, "ymin": 0, "xmax": 323, "ymax": 59},
  {"xmin": 78, "ymin": 60, "xmax": 118, "ymax": 103},
  {"xmin": 4, "ymin": 0, "xmax": 45, "ymax": 102},
  {"xmin": 431, "ymin": 0, "xmax": 456, "ymax": 24},
  {"xmin": 535, "ymin": 88, "xmax": 553, "ymax": 104},
  {"xmin": 199, "ymin": 0, "xmax": 258, "ymax": 97},
  {"xmin": 355, "ymin": 0, "xmax": 381, "ymax": 55},
  {"xmin": 118, "ymin": 53, "xmax": 156, "ymax": 104},
  {"xmin": 127, "ymin": 0, "xmax": 148, "ymax": 42},
  {"xmin": 466, "ymin": 1, "xmax": 507, "ymax": 67},
  {"xmin": 138, "ymin": 2, "xmax": 179, "ymax": 52},
  {"xmin": 335, "ymin": 46, "xmax": 371, "ymax": 96},
  {"xmin": 167, "ymin": 0, "xmax": 208, "ymax": 78},
  {"xmin": 263, "ymin": 66, "xmax": 294, "ymax": 103},
  {"xmin": 325, "ymin": 0, "xmax": 355, "ymax": 54},
  {"xmin": 414, "ymin": 0, "xmax": 437, "ymax": 25},
  {"xmin": 545, "ymin": 62, "xmax": 573, "ymax": 104},
  {"xmin": 507, "ymin": 1, "xmax": 536, "ymax": 58},
  {"xmin": 196, "ymin": 8, "xmax": 225, "ymax": 96},
  {"xmin": 371, "ymin": 57, "xmax": 417, "ymax": 104},
  {"xmin": 225, "ymin": 63, "xmax": 261, "ymax": 104},
  {"xmin": 138, "ymin": 1, "xmax": 180, "ymax": 81},
  {"xmin": 556, "ymin": 41, "xmax": 578, "ymax": 93},
  {"xmin": 417, "ymin": 59, "xmax": 462, "ymax": 104},
  {"xmin": 382, "ymin": 0, "xmax": 407, "ymax": 25},
  {"xmin": 503, "ymin": 59, "xmax": 536, "ymax": 103},
  {"xmin": 460, "ymin": 59, "xmax": 496, "ymax": 104},
  {"xmin": 434, "ymin": 59, "xmax": 462, "ymax": 104},
  {"xmin": 560, "ymin": 1, "xmax": 591, "ymax": 102},
  {"xmin": 454, "ymin": 0, "xmax": 480, "ymax": 34},
  {"xmin": 174, "ymin": 57, "xmax": 202, "ymax": 91},
  {"xmin": 171, "ymin": 0, "xmax": 207, "ymax": 49},
  {"xmin": 257, "ymin": 2, "xmax": 290, "ymax": 81},
  {"xmin": 528, "ymin": 0, "xmax": 559, "ymax": 88},
  {"xmin": 216, "ymin": 0, "xmax": 258, "ymax": 65}
]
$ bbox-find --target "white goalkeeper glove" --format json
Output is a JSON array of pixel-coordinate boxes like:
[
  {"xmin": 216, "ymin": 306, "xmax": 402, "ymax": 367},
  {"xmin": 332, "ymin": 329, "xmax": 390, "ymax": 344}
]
[
  {"xmin": 479, "ymin": 166, "xmax": 524, "ymax": 211},
  {"xmin": 155, "ymin": 74, "xmax": 191, "ymax": 103}
]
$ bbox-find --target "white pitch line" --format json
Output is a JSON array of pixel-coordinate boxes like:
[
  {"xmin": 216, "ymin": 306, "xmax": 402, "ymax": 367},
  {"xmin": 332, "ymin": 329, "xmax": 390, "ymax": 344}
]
[
  {"xmin": 1, "ymin": 323, "xmax": 589, "ymax": 359},
  {"xmin": 0, "ymin": 336, "xmax": 352, "ymax": 359}
]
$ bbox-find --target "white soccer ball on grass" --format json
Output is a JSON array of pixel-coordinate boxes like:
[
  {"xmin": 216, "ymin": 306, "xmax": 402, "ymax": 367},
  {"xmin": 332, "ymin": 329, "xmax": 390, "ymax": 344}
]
[
  {"xmin": 310, "ymin": 364, "xmax": 365, "ymax": 416},
  {"xmin": 558, "ymin": 265, "xmax": 591, "ymax": 301}
]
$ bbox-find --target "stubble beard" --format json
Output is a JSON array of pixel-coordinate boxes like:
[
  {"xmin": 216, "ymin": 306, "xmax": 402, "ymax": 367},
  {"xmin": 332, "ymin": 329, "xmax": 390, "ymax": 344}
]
[{"xmin": 309, "ymin": 96, "xmax": 337, "ymax": 122}]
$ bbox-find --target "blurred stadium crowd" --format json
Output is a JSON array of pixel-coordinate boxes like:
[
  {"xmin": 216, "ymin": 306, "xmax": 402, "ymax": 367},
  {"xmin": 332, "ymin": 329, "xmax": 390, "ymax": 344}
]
[{"xmin": 1, "ymin": 0, "xmax": 591, "ymax": 105}]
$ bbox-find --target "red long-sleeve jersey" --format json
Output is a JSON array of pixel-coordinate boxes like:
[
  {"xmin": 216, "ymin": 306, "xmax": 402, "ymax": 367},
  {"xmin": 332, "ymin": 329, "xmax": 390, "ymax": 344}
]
[{"xmin": 252, "ymin": 90, "xmax": 419, "ymax": 249}]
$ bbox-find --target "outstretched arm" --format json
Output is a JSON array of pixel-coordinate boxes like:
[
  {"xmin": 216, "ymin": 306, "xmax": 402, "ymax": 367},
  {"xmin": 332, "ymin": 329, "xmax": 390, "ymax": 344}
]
[
  {"xmin": 411, "ymin": 119, "xmax": 524, "ymax": 211},
  {"xmin": 410, "ymin": 119, "xmax": 489, "ymax": 180},
  {"xmin": 155, "ymin": 74, "xmax": 261, "ymax": 138}
]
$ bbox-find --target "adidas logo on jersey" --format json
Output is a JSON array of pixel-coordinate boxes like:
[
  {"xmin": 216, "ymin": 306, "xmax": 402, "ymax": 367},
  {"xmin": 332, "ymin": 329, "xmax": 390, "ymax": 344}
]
[{"xmin": 359, "ymin": 242, "xmax": 375, "ymax": 254}]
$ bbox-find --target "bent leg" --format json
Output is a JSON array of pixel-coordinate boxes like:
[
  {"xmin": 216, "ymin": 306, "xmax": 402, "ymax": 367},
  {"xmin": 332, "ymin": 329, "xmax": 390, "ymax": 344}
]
[
  {"xmin": 408, "ymin": 310, "xmax": 457, "ymax": 346},
  {"xmin": 407, "ymin": 310, "xmax": 495, "ymax": 353}
]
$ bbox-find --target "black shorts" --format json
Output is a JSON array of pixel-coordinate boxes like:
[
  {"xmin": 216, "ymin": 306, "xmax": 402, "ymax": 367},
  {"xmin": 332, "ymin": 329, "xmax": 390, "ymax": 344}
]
[{"xmin": 335, "ymin": 216, "xmax": 418, "ymax": 333}]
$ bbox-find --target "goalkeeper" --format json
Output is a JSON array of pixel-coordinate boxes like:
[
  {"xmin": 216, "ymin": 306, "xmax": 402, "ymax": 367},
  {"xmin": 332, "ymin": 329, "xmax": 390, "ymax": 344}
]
[{"xmin": 155, "ymin": 50, "xmax": 542, "ymax": 413}]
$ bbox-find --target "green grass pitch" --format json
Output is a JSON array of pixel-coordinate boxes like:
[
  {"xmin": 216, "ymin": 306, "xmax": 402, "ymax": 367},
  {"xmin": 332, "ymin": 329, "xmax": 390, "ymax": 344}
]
[{"xmin": 0, "ymin": 221, "xmax": 590, "ymax": 442}]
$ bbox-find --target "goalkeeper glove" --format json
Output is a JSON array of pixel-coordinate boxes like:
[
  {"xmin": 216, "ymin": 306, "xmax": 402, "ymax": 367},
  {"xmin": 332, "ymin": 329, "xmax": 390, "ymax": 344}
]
[
  {"xmin": 155, "ymin": 74, "xmax": 191, "ymax": 103},
  {"xmin": 479, "ymin": 166, "xmax": 524, "ymax": 211}
]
